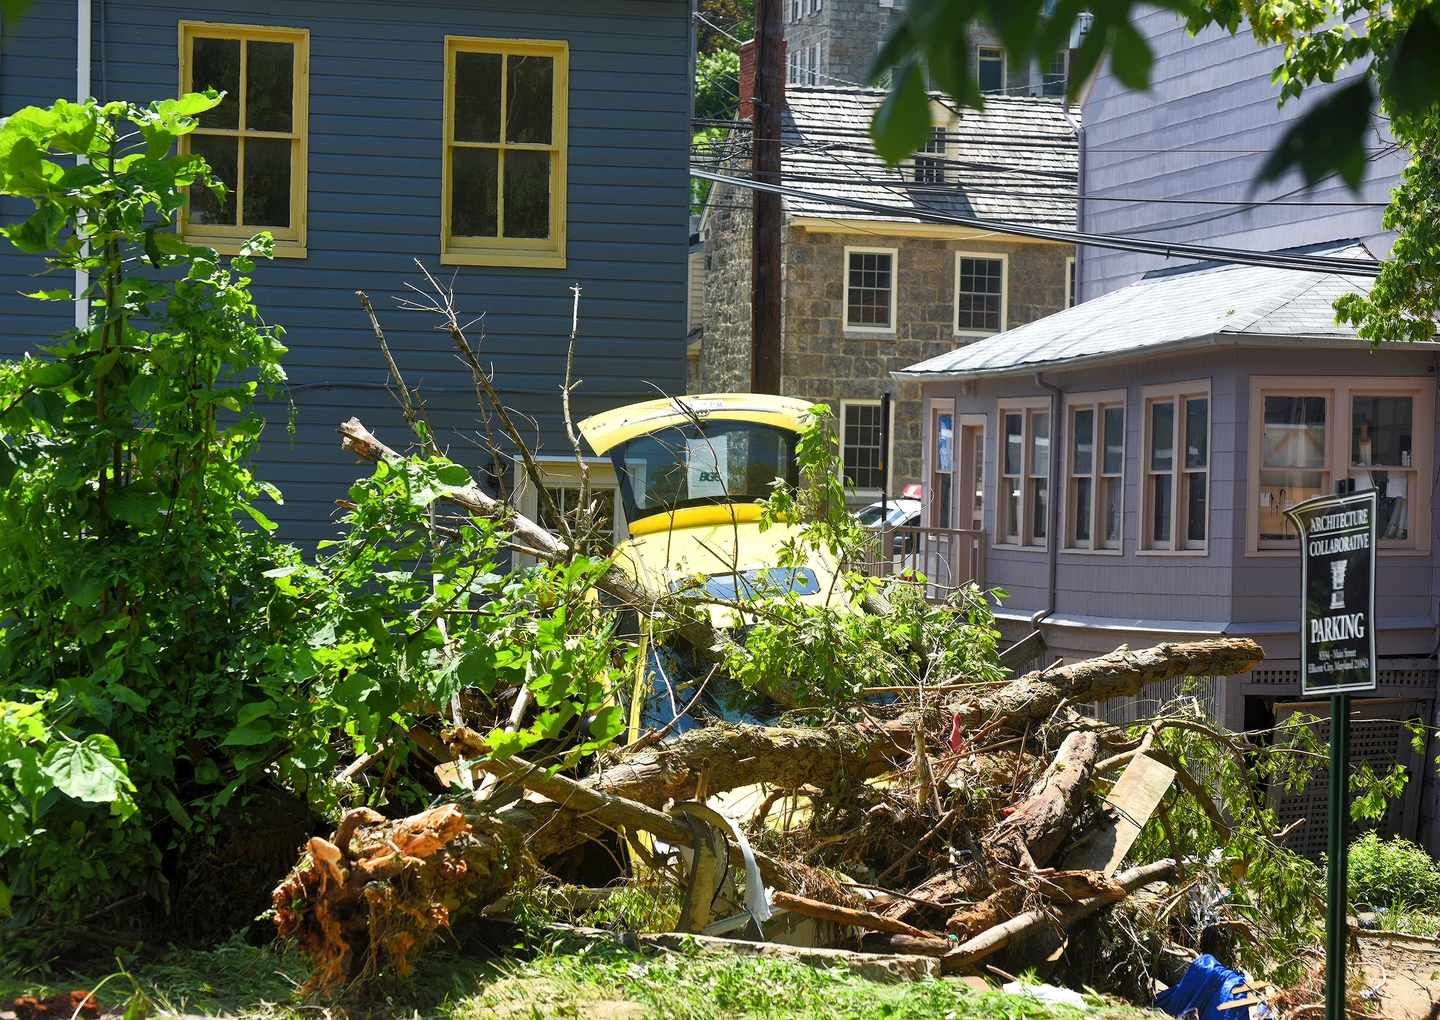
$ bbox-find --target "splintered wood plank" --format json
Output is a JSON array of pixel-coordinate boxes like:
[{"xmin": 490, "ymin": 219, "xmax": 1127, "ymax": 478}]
[{"xmin": 1062, "ymin": 752, "xmax": 1176, "ymax": 877}]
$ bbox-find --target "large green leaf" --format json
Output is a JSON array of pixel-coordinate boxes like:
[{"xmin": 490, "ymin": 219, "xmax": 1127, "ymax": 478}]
[
  {"xmin": 104, "ymin": 486, "xmax": 164, "ymax": 525},
  {"xmin": 42, "ymin": 735, "xmax": 133, "ymax": 804},
  {"xmin": 1384, "ymin": 7, "xmax": 1440, "ymax": 119},
  {"xmin": 1259, "ymin": 78, "xmax": 1374, "ymax": 190},
  {"xmin": 870, "ymin": 61, "xmax": 934, "ymax": 166}
]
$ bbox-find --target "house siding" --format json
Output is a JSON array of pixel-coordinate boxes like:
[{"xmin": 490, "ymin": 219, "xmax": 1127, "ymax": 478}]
[
  {"xmin": 0, "ymin": 0, "xmax": 690, "ymax": 543},
  {"xmin": 924, "ymin": 346, "xmax": 1438, "ymax": 661},
  {"xmin": 1077, "ymin": 11, "xmax": 1406, "ymax": 300}
]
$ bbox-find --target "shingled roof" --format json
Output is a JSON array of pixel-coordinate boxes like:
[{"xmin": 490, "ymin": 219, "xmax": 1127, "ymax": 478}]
[
  {"xmin": 892, "ymin": 244, "xmax": 1418, "ymax": 380},
  {"xmin": 776, "ymin": 86, "xmax": 1079, "ymax": 230}
]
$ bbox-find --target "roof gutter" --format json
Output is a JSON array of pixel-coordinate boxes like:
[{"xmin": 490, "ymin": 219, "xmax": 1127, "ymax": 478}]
[{"xmin": 890, "ymin": 330, "xmax": 1418, "ymax": 382}]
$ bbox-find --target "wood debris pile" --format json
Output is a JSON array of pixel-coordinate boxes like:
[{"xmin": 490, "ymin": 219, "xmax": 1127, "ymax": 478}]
[{"xmin": 273, "ymin": 627, "xmax": 1267, "ymax": 995}]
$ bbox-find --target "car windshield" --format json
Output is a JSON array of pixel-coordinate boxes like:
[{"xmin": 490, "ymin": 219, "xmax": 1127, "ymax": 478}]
[
  {"xmin": 614, "ymin": 421, "xmax": 799, "ymax": 520},
  {"xmin": 671, "ymin": 567, "xmax": 821, "ymax": 601}
]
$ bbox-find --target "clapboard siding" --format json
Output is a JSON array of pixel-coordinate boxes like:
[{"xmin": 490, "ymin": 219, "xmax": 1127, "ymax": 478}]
[
  {"xmin": 0, "ymin": 0, "xmax": 690, "ymax": 544},
  {"xmin": 1077, "ymin": 12, "xmax": 1405, "ymax": 300},
  {"xmin": 927, "ymin": 345, "xmax": 1438, "ymax": 660}
]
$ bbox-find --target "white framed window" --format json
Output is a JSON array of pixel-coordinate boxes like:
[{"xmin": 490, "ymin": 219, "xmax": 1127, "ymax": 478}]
[
  {"xmin": 1065, "ymin": 391, "xmax": 1125, "ymax": 552},
  {"xmin": 810, "ymin": 42, "xmax": 821, "ymax": 83},
  {"xmin": 841, "ymin": 400, "xmax": 892, "ymax": 493},
  {"xmin": 1042, "ymin": 50, "xmax": 1067, "ymax": 96},
  {"xmin": 954, "ymin": 252, "xmax": 1006, "ymax": 336},
  {"xmin": 1248, "ymin": 376, "xmax": 1433, "ymax": 553},
  {"xmin": 1142, "ymin": 381, "xmax": 1210, "ymax": 553},
  {"xmin": 978, "ymin": 47, "xmax": 1005, "ymax": 94},
  {"xmin": 912, "ymin": 126, "xmax": 947, "ymax": 184},
  {"xmin": 519, "ymin": 459, "xmax": 621, "ymax": 560},
  {"xmin": 930, "ymin": 399, "xmax": 955, "ymax": 528},
  {"xmin": 1066, "ymin": 256, "xmax": 1076, "ymax": 308},
  {"xmin": 997, "ymin": 399, "xmax": 1051, "ymax": 549},
  {"xmin": 843, "ymin": 246, "xmax": 898, "ymax": 333}
]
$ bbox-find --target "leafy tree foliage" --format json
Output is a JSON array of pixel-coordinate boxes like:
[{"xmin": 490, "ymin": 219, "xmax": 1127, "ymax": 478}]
[
  {"xmin": 695, "ymin": 49, "xmax": 742, "ymax": 120},
  {"xmin": 0, "ymin": 95, "xmax": 630, "ymax": 942}
]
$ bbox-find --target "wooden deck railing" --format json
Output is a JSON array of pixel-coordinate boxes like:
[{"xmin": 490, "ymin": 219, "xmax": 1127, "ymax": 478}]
[{"xmin": 859, "ymin": 525, "xmax": 986, "ymax": 603}]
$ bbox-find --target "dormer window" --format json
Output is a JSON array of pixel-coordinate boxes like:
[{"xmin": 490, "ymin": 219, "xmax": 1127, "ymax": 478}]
[{"xmin": 912, "ymin": 127, "xmax": 947, "ymax": 184}]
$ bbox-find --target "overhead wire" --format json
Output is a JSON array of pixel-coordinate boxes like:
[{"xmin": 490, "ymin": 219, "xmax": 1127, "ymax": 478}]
[{"xmin": 690, "ymin": 168, "xmax": 1384, "ymax": 277}]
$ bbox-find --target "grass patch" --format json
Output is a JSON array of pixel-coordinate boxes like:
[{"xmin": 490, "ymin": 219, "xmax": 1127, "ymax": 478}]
[{"xmin": 1, "ymin": 932, "xmax": 1163, "ymax": 1020}]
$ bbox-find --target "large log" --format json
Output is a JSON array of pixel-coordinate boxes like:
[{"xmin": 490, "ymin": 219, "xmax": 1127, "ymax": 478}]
[
  {"xmin": 453, "ymin": 721, "xmax": 910, "ymax": 863},
  {"xmin": 770, "ymin": 891, "xmax": 932, "ymax": 939},
  {"xmin": 949, "ymin": 639, "xmax": 1264, "ymax": 731},
  {"xmin": 939, "ymin": 858, "xmax": 1177, "ymax": 973},
  {"xmin": 474, "ymin": 752, "xmax": 795, "ymax": 890},
  {"xmin": 983, "ymin": 731, "xmax": 1099, "ymax": 872}
]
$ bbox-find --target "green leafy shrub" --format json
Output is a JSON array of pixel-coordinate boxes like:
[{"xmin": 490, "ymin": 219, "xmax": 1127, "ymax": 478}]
[
  {"xmin": 0, "ymin": 95, "xmax": 632, "ymax": 942},
  {"xmin": 1349, "ymin": 832, "xmax": 1440, "ymax": 909}
]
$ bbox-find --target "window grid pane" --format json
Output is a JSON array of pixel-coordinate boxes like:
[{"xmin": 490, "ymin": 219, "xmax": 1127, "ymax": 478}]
[
  {"xmin": 449, "ymin": 44, "xmax": 561, "ymax": 246},
  {"xmin": 846, "ymin": 252, "xmax": 893, "ymax": 327},
  {"xmin": 186, "ymin": 33, "xmax": 300, "ymax": 235},
  {"xmin": 1260, "ymin": 395, "xmax": 1327, "ymax": 542},
  {"xmin": 843, "ymin": 404, "xmax": 885, "ymax": 489},
  {"xmin": 956, "ymin": 257, "xmax": 1003, "ymax": 332}
]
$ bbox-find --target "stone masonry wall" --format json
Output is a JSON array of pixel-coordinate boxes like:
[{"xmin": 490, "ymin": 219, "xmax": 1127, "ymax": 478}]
[
  {"xmin": 698, "ymin": 205, "xmax": 1072, "ymax": 500},
  {"xmin": 697, "ymin": 177, "xmax": 762, "ymax": 394},
  {"xmin": 784, "ymin": 226, "xmax": 1070, "ymax": 497},
  {"xmin": 784, "ymin": 2, "xmax": 1005, "ymax": 91}
]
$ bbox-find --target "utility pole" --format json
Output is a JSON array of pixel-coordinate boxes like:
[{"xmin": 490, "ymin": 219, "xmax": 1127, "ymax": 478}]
[{"xmin": 750, "ymin": 0, "xmax": 783, "ymax": 394}]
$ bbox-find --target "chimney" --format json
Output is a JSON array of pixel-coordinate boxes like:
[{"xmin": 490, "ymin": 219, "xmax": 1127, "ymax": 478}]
[{"xmin": 739, "ymin": 37, "xmax": 786, "ymax": 120}]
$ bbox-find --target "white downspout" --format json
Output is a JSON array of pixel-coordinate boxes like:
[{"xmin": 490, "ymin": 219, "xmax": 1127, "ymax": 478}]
[{"xmin": 75, "ymin": 0, "xmax": 90, "ymax": 332}]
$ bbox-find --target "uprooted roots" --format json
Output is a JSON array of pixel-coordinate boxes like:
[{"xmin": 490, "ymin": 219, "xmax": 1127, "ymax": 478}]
[{"xmin": 273, "ymin": 805, "xmax": 535, "ymax": 994}]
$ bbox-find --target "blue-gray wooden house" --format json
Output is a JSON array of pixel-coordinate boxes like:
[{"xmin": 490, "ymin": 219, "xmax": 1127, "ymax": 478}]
[{"xmin": 0, "ymin": 0, "xmax": 692, "ymax": 542}]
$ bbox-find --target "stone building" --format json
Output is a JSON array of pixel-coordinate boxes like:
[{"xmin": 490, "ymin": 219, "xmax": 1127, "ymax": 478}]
[
  {"xmin": 693, "ymin": 85, "xmax": 1078, "ymax": 509},
  {"xmin": 781, "ymin": 0, "xmax": 1063, "ymax": 97}
]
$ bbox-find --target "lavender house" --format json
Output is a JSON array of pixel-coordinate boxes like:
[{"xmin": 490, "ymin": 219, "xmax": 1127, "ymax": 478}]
[{"xmin": 895, "ymin": 245, "xmax": 1440, "ymax": 856}]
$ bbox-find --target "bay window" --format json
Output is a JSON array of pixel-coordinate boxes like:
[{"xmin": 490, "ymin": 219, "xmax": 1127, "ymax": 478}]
[
  {"xmin": 1249, "ymin": 378, "xmax": 1432, "ymax": 552},
  {"xmin": 997, "ymin": 400, "xmax": 1050, "ymax": 549},
  {"xmin": 1066, "ymin": 393, "xmax": 1125, "ymax": 551},
  {"xmin": 1143, "ymin": 383, "xmax": 1210, "ymax": 552}
]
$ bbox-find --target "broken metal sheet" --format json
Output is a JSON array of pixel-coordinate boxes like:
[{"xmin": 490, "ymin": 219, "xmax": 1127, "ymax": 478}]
[{"xmin": 1063, "ymin": 752, "xmax": 1176, "ymax": 877}]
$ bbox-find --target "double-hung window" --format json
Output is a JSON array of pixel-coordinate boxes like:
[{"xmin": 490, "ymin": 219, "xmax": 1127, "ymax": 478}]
[
  {"xmin": 954, "ymin": 253, "xmax": 1006, "ymax": 335},
  {"xmin": 1066, "ymin": 393, "xmax": 1124, "ymax": 550},
  {"xmin": 841, "ymin": 401, "xmax": 889, "ymax": 493},
  {"xmin": 179, "ymin": 22, "xmax": 309, "ymax": 256},
  {"xmin": 997, "ymin": 401, "xmax": 1050, "ymax": 548},
  {"xmin": 1249, "ymin": 377, "xmax": 1432, "ymax": 552},
  {"xmin": 443, "ymin": 37, "xmax": 568, "ymax": 268},
  {"xmin": 1142, "ymin": 383, "xmax": 1210, "ymax": 552},
  {"xmin": 843, "ymin": 247, "xmax": 897, "ymax": 333},
  {"xmin": 913, "ymin": 128, "xmax": 947, "ymax": 184},
  {"xmin": 1042, "ymin": 51, "xmax": 1068, "ymax": 97}
]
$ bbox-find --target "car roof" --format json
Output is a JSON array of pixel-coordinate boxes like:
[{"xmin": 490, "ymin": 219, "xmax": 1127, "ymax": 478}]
[{"xmin": 578, "ymin": 393, "xmax": 818, "ymax": 455}]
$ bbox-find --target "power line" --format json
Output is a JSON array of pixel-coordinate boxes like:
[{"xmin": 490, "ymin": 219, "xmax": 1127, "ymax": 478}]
[{"xmin": 691, "ymin": 168, "xmax": 1383, "ymax": 277}]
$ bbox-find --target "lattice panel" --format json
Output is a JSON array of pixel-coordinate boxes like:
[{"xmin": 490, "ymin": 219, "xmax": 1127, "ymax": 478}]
[
  {"xmin": 1269, "ymin": 701, "xmax": 1428, "ymax": 863},
  {"xmin": 1099, "ymin": 675, "xmax": 1216, "ymax": 727},
  {"xmin": 1250, "ymin": 668, "xmax": 1437, "ymax": 692}
]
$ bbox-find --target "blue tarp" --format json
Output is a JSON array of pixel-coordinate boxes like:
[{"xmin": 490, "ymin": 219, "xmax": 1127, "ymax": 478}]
[{"xmin": 1154, "ymin": 954, "xmax": 1250, "ymax": 1020}]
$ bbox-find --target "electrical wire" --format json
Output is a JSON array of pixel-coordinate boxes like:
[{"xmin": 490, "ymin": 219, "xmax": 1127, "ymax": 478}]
[{"xmin": 691, "ymin": 168, "xmax": 1384, "ymax": 276}]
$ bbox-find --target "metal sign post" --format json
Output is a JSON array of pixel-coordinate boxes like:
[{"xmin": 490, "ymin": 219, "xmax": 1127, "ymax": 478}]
[{"xmin": 1284, "ymin": 485, "xmax": 1378, "ymax": 1020}]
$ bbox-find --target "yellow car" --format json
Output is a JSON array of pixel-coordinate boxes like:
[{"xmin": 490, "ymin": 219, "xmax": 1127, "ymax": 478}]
[{"xmin": 577, "ymin": 393, "xmax": 842, "ymax": 628}]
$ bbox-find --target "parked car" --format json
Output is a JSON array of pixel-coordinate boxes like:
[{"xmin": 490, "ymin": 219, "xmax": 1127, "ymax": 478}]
[{"xmin": 577, "ymin": 393, "xmax": 842, "ymax": 628}]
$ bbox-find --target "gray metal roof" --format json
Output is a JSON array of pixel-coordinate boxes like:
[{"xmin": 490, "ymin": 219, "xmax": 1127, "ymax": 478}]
[
  {"xmin": 777, "ymin": 86, "xmax": 1079, "ymax": 230},
  {"xmin": 892, "ymin": 245, "xmax": 1412, "ymax": 380}
]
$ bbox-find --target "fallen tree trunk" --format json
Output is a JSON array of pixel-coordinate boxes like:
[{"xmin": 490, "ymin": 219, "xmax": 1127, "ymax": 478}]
[
  {"xmin": 474, "ymin": 752, "xmax": 796, "ymax": 889},
  {"xmin": 770, "ymin": 891, "xmax": 932, "ymax": 939},
  {"xmin": 949, "ymin": 639, "xmax": 1264, "ymax": 731},
  {"xmin": 453, "ymin": 721, "xmax": 910, "ymax": 863},
  {"xmin": 939, "ymin": 858, "xmax": 1177, "ymax": 973},
  {"xmin": 983, "ymin": 731, "xmax": 1099, "ymax": 872}
]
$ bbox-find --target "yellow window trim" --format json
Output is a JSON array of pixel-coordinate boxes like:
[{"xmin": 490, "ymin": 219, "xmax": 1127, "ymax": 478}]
[
  {"xmin": 176, "ymin": 21, "xmax": 310, "ymax": 255},
  {"xmin": 442, "ymin": 35, "xmax": 569, "ymax": 269}
]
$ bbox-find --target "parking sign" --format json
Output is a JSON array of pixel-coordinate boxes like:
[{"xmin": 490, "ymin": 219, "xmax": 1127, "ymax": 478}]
[{"xmin": 1284, "ymin": 488, "xmax": 1378, "ymax": 696}]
